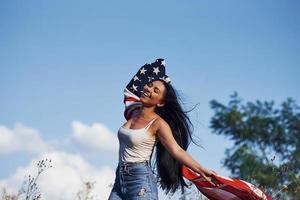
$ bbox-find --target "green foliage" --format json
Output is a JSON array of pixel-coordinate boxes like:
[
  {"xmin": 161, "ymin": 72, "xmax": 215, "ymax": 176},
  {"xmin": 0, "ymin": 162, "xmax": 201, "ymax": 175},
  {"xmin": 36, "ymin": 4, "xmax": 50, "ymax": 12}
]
[{"xmin": 210, "ymin": 92, "xmax": 300, "ymax": 198}]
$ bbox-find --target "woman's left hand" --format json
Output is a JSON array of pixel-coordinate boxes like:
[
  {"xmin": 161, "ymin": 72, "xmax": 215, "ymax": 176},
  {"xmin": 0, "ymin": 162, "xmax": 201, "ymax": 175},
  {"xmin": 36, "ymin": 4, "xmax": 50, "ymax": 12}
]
[
  {"xmin": 198, "ymin": 168, "xmax": 219, "ymax": 186},
  {"xmin": 205, "ymin": 169, "xmax": 218, "ymax": 177}
]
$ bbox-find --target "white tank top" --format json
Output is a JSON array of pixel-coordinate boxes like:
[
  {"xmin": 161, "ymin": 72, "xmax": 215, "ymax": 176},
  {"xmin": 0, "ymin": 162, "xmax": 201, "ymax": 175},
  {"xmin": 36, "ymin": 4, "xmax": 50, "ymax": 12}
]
[{"xmin": 118, "ymin": 118, "xmax": 157, "ymax": 163}]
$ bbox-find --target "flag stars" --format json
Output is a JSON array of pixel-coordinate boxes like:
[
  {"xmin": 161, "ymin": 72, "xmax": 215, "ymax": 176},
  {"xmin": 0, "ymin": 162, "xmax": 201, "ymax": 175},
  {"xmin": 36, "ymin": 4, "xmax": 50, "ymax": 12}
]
[
  {"xmin": 140, "ymin": 68, "xmax": 147, "ymax": 75},
  {"xmin": 153, "ymin": 67, "xmax": 160, "ymax": 75},
  {"xmin": 159, "ymin": 76, "xmax": 165, "ymax": 81},
  {"xmin": 148, "ymin": 76, "xmax": 155, "ymax": 82},
  {"xmin": 133, "ymin": 75, "xmax": 140, "ymax": 81},
  {"xmin": 132, "ymin": 84, "xmax": 138, "ymax": 91}
]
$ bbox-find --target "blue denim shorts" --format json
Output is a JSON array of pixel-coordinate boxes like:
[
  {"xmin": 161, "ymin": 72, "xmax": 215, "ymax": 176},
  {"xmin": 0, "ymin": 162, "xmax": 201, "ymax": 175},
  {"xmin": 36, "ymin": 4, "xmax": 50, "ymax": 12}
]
[{"xmin": 108, "ymin": 161, "xmax": 158, "ymax": 200}]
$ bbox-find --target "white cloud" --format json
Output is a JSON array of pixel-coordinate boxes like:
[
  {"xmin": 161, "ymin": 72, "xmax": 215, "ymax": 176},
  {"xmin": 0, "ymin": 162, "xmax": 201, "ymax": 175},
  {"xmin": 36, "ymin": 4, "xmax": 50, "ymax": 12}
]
[
  {"xmin": 0, "ymin": 123, "xmax": 50, "ymax": 154},
  {"xmin": 0, "ymin": 121, "xmax": 209, "ymax": 200},
  {"xmin": 0, "ymin": 151, "xmax": 116, "ymax": 200},
  {"xmin": 0, "ymin": 121, "xmax": 119, "ymax": 199},
  {"xmin": 71, "ymin": 121, "xmax": 118, "ymax": 153},
  {"xmin": 0, "ymin": 121, "xmax": 119, "ymax": 155}
]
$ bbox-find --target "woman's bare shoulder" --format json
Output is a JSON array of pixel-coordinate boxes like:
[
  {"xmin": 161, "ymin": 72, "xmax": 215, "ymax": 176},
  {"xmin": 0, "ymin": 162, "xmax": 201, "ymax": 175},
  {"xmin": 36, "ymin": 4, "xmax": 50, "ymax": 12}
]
[{"xmin": 153, "ymin": 116, "xmax": 170, "ymax": 130}]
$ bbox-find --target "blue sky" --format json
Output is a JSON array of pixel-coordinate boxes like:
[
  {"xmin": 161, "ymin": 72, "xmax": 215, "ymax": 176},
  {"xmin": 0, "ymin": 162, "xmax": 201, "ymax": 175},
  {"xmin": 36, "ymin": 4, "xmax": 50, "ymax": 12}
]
[{"xmin": 0, "ymin": 0, "xmax": 299, "ymax": 199}]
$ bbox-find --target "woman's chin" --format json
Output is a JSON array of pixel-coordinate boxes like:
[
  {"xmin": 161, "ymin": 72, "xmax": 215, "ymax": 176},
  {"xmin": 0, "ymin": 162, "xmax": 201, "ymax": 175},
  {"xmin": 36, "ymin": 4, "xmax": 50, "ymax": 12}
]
[
  {"xmin": 140, "ymin": 97, "xmax": 146, "ymax": 104},
  {"xmin": 140, "ymin": 99, "xmax": 155, "ymax": 107},
  {"xmin": 140, "ymin": 96, "xmax": 149, "ymax": 102}
]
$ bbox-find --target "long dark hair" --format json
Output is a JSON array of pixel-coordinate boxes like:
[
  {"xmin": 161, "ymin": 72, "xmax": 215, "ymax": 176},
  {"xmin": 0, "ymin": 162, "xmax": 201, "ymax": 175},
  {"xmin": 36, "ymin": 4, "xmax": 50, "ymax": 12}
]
[{"xmin": 151, "ymin": 80, "xmax": 198, "ymax": 194}]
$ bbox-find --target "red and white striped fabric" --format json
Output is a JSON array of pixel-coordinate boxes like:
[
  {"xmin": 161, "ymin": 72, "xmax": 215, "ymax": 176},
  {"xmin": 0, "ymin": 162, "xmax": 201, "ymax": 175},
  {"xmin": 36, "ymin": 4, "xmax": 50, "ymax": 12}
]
[
  {"xmin": 182, "ymin": 166, "xmax": 272, "ymax": 200},
  {"xmin": 123, "ymin": 88, "xmax": 142, "ymax": 120}
]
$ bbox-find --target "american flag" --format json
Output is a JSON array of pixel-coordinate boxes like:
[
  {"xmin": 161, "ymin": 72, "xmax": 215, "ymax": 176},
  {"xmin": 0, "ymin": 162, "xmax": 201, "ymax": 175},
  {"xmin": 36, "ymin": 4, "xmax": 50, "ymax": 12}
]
[
  {"xmin": 123, "ymin": 58, "xmax": 170, "ymax": 120},
  {"xmin": 125, "ymin": 58, "xmax": 171, "ymax": 97},
  {"xmin": 123, "ymin": 59, "xmax": 272, "ymax": 199},
  {"xmin": 182, "ymin": 166, "xmax": 272, "ymax": 200}
]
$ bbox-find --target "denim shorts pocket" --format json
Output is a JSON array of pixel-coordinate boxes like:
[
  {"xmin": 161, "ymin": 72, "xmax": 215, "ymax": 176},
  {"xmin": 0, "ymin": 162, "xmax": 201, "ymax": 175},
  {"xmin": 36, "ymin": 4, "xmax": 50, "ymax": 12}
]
[{"xmin": 127, "ymin": 166, "xmax": 149, "ymax": 176}]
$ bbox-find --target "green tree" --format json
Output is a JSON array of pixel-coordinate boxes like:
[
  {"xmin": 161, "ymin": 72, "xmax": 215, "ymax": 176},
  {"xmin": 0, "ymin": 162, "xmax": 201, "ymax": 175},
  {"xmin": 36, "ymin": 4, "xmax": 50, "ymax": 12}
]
[{"xmin": 209, "ymin": 92, "xmax": 300, "ymax": 199}]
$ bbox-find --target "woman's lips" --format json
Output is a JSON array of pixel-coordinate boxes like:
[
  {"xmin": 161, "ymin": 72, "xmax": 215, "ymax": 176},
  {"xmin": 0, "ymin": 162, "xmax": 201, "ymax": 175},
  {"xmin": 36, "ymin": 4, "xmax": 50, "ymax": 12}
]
[{"xmin": 142, "ymin": 91, "xmax": 151, "ymax": 97}]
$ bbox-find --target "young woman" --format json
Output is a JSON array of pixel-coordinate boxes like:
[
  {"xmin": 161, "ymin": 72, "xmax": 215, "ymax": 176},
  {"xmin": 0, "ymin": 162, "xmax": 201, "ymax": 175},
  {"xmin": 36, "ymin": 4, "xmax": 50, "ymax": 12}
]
[{"xmin": 108, "ymin": 59, "xmax": 217, "ymax": 200}]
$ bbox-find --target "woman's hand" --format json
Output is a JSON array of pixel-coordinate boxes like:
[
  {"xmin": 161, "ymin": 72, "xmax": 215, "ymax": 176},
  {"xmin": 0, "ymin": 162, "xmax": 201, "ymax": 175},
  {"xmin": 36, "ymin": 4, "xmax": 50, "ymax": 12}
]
[
  {"xmin": 203, "ymin": 168, "xmax": 218, "ymax": 177},
  {"xmin": 197, "ymin": 167, "xmax": 219, "ymax": 186}
]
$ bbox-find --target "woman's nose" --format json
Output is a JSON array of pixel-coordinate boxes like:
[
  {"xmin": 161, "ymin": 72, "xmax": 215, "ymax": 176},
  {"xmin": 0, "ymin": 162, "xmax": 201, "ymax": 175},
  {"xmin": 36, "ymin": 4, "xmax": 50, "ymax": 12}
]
[
  {"xmin": 144, "ymin": 84, "xmax": 150, "ymax": 89},
  {"xmin": 144, "ymin": 86, "xmax": 152, "ymax": 93}
]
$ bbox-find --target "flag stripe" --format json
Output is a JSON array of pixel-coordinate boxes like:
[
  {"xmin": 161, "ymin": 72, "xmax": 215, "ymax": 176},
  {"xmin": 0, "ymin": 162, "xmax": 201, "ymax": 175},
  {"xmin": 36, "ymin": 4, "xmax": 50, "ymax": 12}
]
[{"xmin": 182, "ymin": 166, "xmax": 272, "ymax": 200}]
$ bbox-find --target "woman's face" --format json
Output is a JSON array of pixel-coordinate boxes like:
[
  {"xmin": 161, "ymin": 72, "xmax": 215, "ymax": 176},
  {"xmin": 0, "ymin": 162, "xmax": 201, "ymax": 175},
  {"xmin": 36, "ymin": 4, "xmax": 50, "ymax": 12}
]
[{"xmin": 140, "ymin": 80, "xmax": 166, "ymax": 107}]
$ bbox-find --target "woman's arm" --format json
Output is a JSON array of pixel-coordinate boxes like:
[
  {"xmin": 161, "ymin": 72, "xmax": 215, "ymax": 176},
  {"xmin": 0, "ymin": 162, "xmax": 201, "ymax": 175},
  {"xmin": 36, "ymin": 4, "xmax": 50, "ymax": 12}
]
[{"xmin": 156, "ymin": 119, "xmax": 218, "ymax": 185}]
